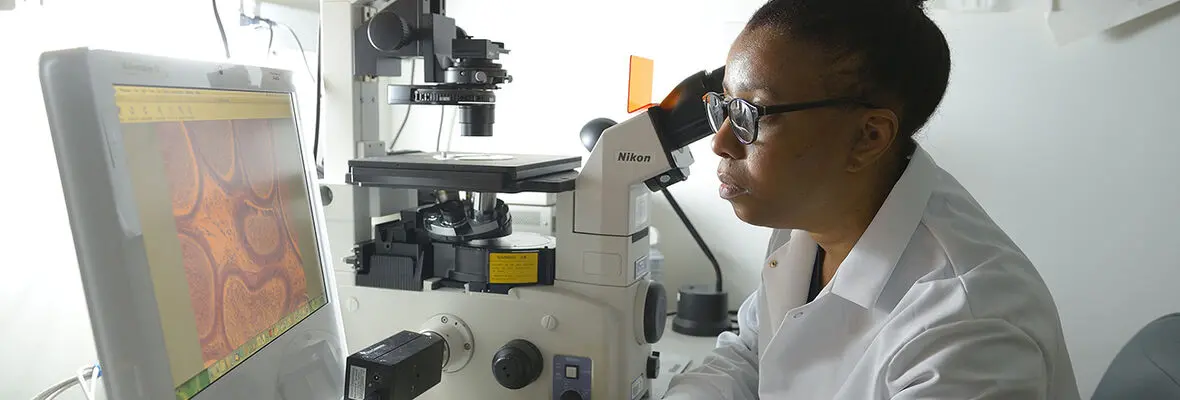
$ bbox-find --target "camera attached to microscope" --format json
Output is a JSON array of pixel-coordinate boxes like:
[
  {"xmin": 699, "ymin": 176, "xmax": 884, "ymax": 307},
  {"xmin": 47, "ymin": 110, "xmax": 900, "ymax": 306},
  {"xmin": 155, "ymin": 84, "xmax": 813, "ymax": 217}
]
[{"xmin": 355, "ymin": 0, "xmax": 509, "ymax": 137}]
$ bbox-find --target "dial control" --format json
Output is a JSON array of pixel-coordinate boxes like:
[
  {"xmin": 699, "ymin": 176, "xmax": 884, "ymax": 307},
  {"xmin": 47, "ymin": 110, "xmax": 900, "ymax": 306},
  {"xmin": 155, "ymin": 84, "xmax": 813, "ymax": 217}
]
[{"xmin": 492, "ymin": 339, "xmax": 543, "ymax": 389}]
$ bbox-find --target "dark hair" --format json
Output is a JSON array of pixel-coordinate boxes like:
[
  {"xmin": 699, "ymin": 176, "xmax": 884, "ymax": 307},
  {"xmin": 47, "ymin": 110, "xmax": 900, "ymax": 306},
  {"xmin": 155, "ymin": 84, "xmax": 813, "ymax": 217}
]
[{"xmin": 746, "ymin": 0, "xmax": 951, "ymax": 144}]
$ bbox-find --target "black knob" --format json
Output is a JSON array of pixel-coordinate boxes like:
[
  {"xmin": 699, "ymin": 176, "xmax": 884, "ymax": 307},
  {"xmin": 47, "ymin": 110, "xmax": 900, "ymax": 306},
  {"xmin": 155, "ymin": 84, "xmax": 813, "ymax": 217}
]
[
  {"xmin": 367, "ymin": 11, "xmax": 413, "ymax": 52},
  {"xmin": 579, "ymin": 118, "xmax": 616, "ymax": 152},
  {"xmin": 491, "ymin": 339, "xmax": 543, "ymax": 390},
  {"xmin": 644, "ymin": 281, "xmax": 668, "ymax": 343},
  {"xmin": 647, "ymin": 351, "xmax": 661, "ymax": 379},
  {"xmin": 560, "ymin": 390, "xmax": 584, "ymax": 400}
]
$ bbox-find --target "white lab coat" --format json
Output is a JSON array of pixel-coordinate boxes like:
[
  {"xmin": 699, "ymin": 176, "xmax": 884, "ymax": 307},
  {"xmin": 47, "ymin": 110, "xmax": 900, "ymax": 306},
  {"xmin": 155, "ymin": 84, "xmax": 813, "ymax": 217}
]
[{"xmin": 663, "ymin": 146, "xmax": 1080, "ymax": 399}]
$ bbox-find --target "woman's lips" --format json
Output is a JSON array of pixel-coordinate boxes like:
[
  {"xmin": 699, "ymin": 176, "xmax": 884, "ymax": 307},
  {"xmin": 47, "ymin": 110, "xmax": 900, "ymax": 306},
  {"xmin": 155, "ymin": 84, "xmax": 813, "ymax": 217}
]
[
  {"xmin": 718, "ymin": 171, "xmax": 749, "ymax": 200},
  {"xmin": 719, "ymin": 181, "xmax": 749, "ymax": 200}
]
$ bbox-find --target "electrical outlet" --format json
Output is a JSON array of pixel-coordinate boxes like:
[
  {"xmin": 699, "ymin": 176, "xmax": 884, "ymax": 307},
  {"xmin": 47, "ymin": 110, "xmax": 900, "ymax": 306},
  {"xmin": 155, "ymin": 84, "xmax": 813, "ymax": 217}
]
[
  {"xmin": 239, "ymin": 0, "xmax": 262, "ymax": 24},
  {"xmin": 1, "ymin": 0, "xmax": 17, "ymax": 11}
]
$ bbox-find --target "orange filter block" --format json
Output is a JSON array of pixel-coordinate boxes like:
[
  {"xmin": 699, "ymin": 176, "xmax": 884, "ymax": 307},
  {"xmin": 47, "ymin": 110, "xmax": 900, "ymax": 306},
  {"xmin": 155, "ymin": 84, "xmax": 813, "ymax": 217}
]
[{"xmin": 627, "ymin": 55, "xmax": 656, "ymax": 113}]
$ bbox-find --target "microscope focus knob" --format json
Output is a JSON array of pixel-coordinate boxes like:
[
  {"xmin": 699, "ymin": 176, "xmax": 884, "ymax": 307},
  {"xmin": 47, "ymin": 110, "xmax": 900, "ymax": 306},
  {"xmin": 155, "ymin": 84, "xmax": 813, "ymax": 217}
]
[
  {"xmin": 644, "ymin": 281, "xmax": 668, "ymax": 343},
  {"xmin": 491, "ymin": 339, "xmax": 543, "ymax": 390},
  {"xmin": 367, "ymin": 11, "xmax": 413, "ymax": 52},
  {"xmin": 560, "ymin": 390, "xmax": 584, "ymax": 400}
]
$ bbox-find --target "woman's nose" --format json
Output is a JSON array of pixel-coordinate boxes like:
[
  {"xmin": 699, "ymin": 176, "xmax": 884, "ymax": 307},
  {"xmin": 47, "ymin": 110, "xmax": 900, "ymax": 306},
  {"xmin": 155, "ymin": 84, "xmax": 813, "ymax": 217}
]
[{"xmin": 711, "ymin": 118, "xmax": 745, "ymax": 160}]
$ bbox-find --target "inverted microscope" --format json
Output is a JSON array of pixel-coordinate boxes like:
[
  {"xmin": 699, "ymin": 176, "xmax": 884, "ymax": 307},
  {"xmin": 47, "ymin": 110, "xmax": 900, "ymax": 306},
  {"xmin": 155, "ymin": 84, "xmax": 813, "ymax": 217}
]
[{"xmin": 320, "ymin": 1, "xmax": 724, "ymax": 399}]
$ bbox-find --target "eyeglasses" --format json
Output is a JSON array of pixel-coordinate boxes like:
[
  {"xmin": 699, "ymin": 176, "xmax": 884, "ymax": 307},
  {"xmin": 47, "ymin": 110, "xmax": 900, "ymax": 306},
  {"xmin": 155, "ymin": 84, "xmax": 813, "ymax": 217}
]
[{"xmin": 702, "ymin": 92, "xmax": 878, "ymax": 144}]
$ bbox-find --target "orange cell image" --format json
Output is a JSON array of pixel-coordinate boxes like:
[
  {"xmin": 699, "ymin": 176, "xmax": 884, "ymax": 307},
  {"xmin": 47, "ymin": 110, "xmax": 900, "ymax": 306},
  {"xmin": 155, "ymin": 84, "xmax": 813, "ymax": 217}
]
[{"xmin": 154, "ymin": 119, "xmax": 310, "ymax": 367}]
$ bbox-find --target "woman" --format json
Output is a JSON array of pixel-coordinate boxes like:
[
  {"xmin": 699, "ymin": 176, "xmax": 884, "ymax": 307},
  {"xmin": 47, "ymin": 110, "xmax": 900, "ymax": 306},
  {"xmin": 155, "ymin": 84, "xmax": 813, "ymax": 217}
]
[{"xmin": 662, "ymin": 0, "xmax": 1080, "ymax": 398}]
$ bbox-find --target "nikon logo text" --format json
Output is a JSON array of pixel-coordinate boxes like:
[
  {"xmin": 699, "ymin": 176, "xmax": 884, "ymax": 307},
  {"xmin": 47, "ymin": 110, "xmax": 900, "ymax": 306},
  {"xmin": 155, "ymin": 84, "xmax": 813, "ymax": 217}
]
[{"xmin": 618, "ymin": 152, "xmax": 652, "ymax": 163}]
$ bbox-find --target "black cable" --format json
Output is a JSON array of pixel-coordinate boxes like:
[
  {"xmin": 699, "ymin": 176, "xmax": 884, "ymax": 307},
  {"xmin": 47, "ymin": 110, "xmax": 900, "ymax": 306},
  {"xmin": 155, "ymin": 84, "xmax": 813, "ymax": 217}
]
[
  {"xmin": 247, "ymin": 19, "xmax": 274, "ymax": 57},
  {"xmin": 211, "ymin": 0, "xmax": 230, "ymax": 59},
  {"xmin": 250, "ymin": 14, "xmax": 320, "ymax": 173},
  {"xmin": 660, "ymin": 188, "xmax": 724, "ymax": 293},
  {"xmin": 264, "ymin": 22, "xmax": 274, "ymax": 57},
  {"xmin": 271, "ymin": 21, "xmax": 316, "ymax": 86}
]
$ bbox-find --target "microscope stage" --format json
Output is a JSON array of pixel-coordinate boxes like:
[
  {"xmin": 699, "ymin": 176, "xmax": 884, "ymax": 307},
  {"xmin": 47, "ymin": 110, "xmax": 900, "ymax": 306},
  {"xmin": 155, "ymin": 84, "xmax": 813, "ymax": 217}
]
[{"xmin": 347, "ymin": 151, "xmax": 581, "ymax": 193}]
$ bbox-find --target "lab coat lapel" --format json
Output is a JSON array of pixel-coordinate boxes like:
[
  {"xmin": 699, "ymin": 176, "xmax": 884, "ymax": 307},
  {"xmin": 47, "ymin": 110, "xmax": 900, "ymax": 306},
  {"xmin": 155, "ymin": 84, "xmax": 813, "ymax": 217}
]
[
  {"xmin": 827, "ymin": 147, "xmax": 937, "ymax": 310},
  {"xmin": 760, "ymin": 230, "xmax": 816, "ymax": 343}
]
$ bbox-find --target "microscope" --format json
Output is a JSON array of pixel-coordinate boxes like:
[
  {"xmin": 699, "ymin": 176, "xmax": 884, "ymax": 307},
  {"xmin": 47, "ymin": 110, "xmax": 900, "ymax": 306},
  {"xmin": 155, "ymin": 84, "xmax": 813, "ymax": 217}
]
[{"xmin": 320, "ymin": 1, "xmax": 723, "ymax": 399}]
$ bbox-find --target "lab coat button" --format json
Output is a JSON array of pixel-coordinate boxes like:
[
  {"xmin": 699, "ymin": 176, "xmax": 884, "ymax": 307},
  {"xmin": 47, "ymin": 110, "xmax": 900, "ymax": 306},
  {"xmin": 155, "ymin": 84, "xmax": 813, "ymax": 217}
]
[{"xmin": 769, "ymin": 260, "xmax": 778, "ymax": 268}]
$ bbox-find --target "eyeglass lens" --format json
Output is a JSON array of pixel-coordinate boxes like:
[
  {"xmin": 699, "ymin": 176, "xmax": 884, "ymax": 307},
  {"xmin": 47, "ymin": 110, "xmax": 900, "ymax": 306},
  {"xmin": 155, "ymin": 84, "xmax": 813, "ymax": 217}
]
[{"xmin": 705, "ymin": 93, "xmax": 756, "ymax": 144}]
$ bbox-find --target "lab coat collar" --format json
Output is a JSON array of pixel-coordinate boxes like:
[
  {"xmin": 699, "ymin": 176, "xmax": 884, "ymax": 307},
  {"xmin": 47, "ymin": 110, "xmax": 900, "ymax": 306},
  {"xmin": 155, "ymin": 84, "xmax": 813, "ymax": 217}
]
[{"xmin": 828, "ymin": 146, "xmax": 937, "ymax": 310}]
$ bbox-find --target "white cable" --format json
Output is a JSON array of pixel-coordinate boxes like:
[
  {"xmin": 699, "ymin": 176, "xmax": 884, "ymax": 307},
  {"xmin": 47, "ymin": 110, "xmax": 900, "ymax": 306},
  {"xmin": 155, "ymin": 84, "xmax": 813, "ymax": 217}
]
[
  {"xmin": 74, "ymin": 367, "xmax": 91, "ymax": 399},
  {"xmin": 75, "ymin": 364, "xmax": 98, "ymax": 400},
  {"xmin": 32, "ymin": 364, "xmax": 100, "ymax": 400},
  {"xmin": 88, "ymin": 364, "xmax": 100, "ymax": 397},
  {"xmin": 30, "ymin": 378, "xmax": 76, "ymax": 400},
  {"xmin": 75, "ymin": 366, "xmax": 97, "ymax": 400},
  {"xmin": 74, "ymin": 365, "xmax": 96, "ymax": 400}
]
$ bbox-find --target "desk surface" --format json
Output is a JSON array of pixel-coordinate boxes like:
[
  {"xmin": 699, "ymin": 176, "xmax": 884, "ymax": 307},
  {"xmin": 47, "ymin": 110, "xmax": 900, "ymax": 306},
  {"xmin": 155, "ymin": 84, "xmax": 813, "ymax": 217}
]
[{"xmin": 650, "ymin": 316, "xmax": 722, "ymax": 398}]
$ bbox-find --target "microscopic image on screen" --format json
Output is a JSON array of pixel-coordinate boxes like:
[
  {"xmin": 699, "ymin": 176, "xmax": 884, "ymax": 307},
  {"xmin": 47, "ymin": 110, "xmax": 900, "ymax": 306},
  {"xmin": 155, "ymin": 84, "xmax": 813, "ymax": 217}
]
[
  {"xmin": 114, "ymin": 85, "xmax": 327, "ymax": 398},
  {"xmin": 155, "ymin": 118, "xmax": 311, "ymax": 365}
]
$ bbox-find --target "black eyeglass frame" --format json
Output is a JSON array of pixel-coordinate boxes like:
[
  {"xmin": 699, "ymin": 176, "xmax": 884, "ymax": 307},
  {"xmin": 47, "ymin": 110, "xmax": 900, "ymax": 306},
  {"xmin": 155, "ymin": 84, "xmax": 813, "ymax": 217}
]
[{"xmin": 702, "ymin": 91, "xmax": 880, "ymax": 144}]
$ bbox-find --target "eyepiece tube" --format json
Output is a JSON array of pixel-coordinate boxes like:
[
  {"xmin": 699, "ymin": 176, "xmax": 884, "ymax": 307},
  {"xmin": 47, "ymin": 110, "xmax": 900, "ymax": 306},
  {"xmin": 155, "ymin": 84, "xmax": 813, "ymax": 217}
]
[{"xmin": 654, "ymin": 66, "xmax": 726, "ymax": 151}]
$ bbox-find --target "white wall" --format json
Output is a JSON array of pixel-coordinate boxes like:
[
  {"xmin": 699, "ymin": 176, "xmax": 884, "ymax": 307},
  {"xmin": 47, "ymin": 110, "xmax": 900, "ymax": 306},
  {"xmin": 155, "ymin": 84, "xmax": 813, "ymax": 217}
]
[
  {"xmin": 924, "ymin": 2, "xmax": 1180, "ymax": 396},
  {"xmin": 438, "ymin": 0, "xmax": 1180, "ymax": 398},
  {"xmin": 0, "ymin": 1, "xmax": 318, "ymax": 398}
]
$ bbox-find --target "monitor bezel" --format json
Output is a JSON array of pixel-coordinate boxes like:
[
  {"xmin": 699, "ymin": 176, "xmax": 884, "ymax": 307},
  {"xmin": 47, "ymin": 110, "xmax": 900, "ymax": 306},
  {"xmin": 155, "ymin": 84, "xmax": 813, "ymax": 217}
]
[{"xmin": 39, "ymin": 47, "xmax": 346, "ymax": 400}]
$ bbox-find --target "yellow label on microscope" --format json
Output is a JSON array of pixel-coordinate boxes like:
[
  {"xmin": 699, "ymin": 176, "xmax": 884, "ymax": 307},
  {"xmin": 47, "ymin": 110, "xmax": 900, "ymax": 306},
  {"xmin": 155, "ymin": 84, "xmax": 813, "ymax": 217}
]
[{"xmin": 488, "ymin": 252, "xmax": 540, "ymax": 284}]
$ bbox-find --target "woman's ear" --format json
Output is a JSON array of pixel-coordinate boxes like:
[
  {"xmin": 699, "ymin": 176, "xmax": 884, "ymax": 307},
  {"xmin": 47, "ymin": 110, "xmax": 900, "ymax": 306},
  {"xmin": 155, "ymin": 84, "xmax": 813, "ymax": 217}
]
[{"xmin": 846, "ymin": 109, "xmax": 899, "ymax": 173}]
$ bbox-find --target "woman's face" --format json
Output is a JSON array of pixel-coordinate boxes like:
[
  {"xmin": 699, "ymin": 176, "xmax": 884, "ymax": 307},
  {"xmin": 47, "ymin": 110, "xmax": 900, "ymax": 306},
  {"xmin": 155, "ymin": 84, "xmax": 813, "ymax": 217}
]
[{"xmin": 712, "ymin": 27, "xmax": 880, "ymax": 229}]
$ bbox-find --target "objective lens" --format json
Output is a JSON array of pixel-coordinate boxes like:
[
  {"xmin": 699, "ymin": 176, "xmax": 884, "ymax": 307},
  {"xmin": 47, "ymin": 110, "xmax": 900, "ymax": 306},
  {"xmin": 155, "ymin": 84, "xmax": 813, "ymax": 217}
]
[{"xmin": 459, "ymin": 104, "xmax": 494, "ymax": 137}]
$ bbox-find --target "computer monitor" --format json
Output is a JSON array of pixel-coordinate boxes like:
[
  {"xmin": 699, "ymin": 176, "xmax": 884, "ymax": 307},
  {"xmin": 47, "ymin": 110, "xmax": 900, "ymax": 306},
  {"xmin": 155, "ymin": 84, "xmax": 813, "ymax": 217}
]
[{"xmin": 39, "ymin": 48, "xmax": 346, "ymax": 400}]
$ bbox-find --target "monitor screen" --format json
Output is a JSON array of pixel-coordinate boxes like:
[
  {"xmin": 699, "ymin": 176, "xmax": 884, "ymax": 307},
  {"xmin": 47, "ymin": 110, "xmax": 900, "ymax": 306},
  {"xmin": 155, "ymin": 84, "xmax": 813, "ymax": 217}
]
[{"xmin": 112, "ymin": 85, "xmax": 328, "ymax": 399}]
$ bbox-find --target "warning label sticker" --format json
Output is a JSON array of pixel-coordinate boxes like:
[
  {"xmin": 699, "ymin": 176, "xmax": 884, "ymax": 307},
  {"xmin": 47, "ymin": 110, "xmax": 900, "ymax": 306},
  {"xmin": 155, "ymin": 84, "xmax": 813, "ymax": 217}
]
[
  {"xmin": 488, "ymin": 252, "xmax": 539, "ymax": 284},
  {"xmin": 347, "ymin": 366, "xmax": 366, "ymax": 400}
]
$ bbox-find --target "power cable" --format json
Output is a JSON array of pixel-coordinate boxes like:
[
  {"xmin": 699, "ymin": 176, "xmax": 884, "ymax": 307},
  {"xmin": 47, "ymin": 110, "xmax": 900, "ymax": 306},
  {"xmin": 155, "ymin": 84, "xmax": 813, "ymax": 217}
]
[{"xmin": 211, "ymin": 0, "xmax": 230, "ymax": 59}]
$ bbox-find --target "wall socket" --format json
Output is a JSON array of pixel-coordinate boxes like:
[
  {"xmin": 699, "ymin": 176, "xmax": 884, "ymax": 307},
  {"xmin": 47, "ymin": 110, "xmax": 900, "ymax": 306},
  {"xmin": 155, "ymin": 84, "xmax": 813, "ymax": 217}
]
[
  {"xmin": 1, "ymin": 0, "xmax": 17, "ymax": 11},
  {"xmin": 240, "ymin": 0, "xmax": 262, "ymax": 22}
]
